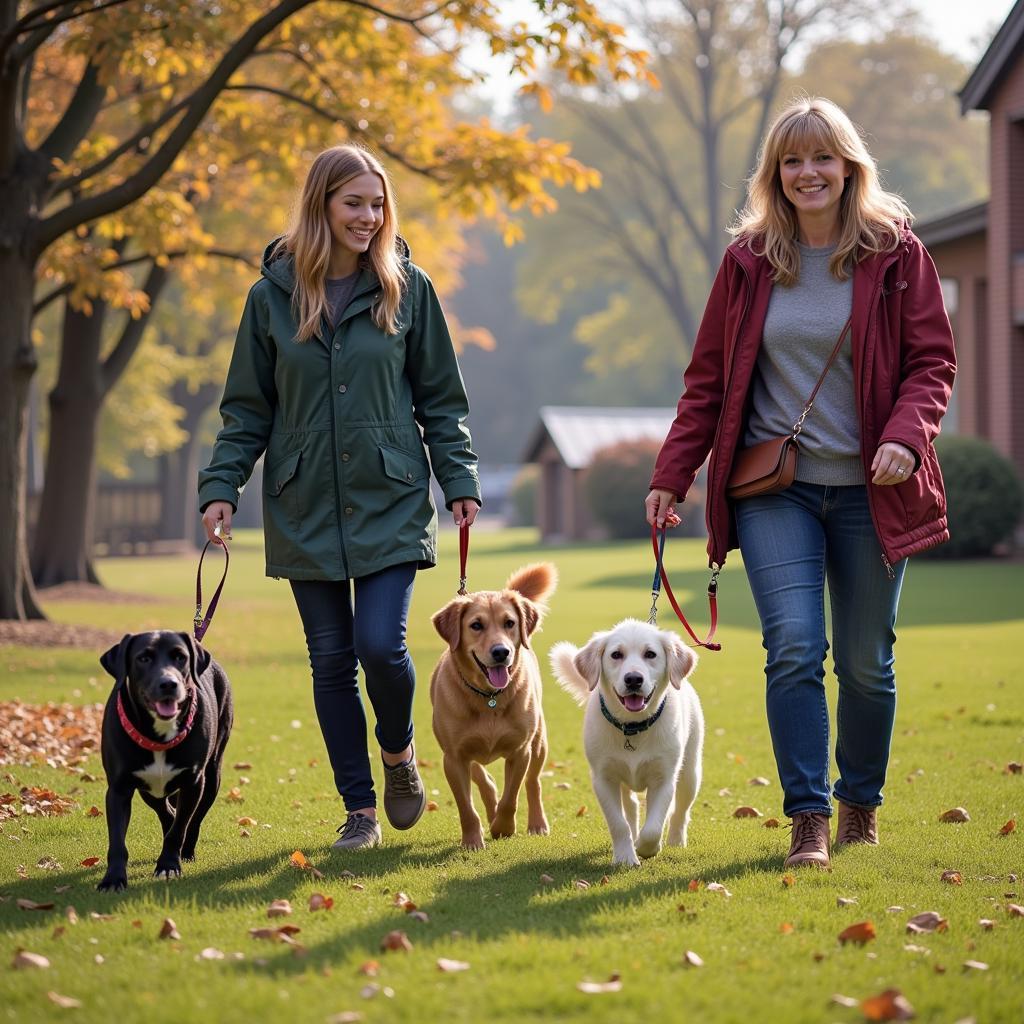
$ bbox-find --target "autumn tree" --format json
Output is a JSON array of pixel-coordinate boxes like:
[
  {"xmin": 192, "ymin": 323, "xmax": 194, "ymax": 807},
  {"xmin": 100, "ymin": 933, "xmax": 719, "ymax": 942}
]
[{"xmin": 0, "ymin": 0, "xmax": 649, "ymax": 618}]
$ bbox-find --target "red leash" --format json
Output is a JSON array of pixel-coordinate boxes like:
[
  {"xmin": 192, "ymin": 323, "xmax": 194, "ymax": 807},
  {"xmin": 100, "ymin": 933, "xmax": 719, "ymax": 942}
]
[
  {"xmin": 649, "ymin": 524, "xmax": 721, "ymax": 651},
  {"xmin": 194, "ymin": 538, "xmax": 230, "ymax": 642},
  {"xmin": 457, "ymin": 521, "xmax": 470, "ymax": 595}
]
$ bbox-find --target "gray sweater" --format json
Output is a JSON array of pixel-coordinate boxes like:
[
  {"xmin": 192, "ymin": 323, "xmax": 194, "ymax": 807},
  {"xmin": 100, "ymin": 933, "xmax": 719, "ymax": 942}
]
[{"xmin": 744, "ymin": 243, "xmax": 863, "ymax": 485}]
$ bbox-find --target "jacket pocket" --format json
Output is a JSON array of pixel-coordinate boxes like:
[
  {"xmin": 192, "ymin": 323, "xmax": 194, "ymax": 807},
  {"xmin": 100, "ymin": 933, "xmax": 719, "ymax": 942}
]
[
  {"xmin": 265, "ymin": 449, "xmax": 302, "ymax": 537},
  {"xmin": 379, "ymin": 444, "xmax": 427, "ymax": 485}
]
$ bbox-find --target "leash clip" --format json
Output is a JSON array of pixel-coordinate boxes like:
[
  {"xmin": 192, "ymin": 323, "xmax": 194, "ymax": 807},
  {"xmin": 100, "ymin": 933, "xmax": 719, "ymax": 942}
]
[{"xmin": 647, "ymin": 591, "xmax": 659, "ymax": 625}]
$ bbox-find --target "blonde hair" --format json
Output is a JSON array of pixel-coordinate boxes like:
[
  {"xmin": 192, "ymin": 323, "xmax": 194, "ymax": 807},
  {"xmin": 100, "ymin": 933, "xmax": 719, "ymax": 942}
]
[
  {"xmin": 732, "ymin": 96, "xmax": 911, "ymax": 285},
  {"xmin": 275, "ymin": 145, "xmax": 406, "ymax": 340}
]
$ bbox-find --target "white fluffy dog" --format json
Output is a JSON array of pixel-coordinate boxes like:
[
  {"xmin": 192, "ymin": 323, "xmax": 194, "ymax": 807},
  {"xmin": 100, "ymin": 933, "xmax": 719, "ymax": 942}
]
[{"xmin": 550, "ymin": 619, "xmax": 704, "ymax": 867}]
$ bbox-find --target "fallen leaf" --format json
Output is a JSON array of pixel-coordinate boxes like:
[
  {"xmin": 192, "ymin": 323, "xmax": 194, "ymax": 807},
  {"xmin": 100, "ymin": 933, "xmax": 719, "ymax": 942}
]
[
  {"xmin": 779, "ymin": 922, "xmax": 794, "ymax": 934},
  {"xmin": 380, "ymin": 930, "xmax": 412, "ymax": 952},
  {"xmin": 687, "ymin": 879, "xmax": 702, "ymax": 891},
  {"xmin": 979, "ymin": 919, "xmax": 996, "ymax": 931},
  {"xmin": 17, "ymin": 898, "xmax": 55, "ymax": 911},
  {"xmin": 408, "ymin": 910, "xmax": 430, "ymax": 923},
  {"xmin": 51, "ymin": 926, "xmax": 65, "ymax": 939},
  {"xmin": 860, "ymin": 988, "xmax": 915, "ymax": 1021},
  {"xmin": 838, "ymin": 920, "xmax": 876, "ymax": 945},
  {"xmin": 999, "ymin": 819, "xmax": 1015, "ymax": 836},
  {"xmin": 939, "ymin": 807, "xmax": 970, "ymax": 823},
  {"xmin": 576, "ymin": 974, "xmax": 622, "ymax": 994},
  {"xmin": 554, "ymin": 782, "xmax": 571, "ymax": 790},
  {"xmin": 963, "ymin": 960, "xmax": 988, "ymax": 971},
  {"xmin": 225, "ymin": 787, "xmax": 243, "ymax": 802},
  {"xmin": 574, "ymin": 879, "xmax": 590, "ymax": 889},
  {"xmin": 763, "ymin": 818, "xmax": 780, "ymax": 828},
  {"xmin": 158, "ymin": 918, "xmax": 180, "ymax": 940},
  {"xmin": 46, "ymin": 990, "xmax": 82, "ymax": 1008},
  {"xmin": 79, "ymin": 857, "xmax": 100, "ymax": 867},
  {"xmin": 392, "ymin": 892, "xmax": 411, "ymax": 906},
  {"xmin": 359, "ymin": 983, "xmax": 394, "ymax": 999},
  {"xmin": 13, "ymin": 951, "xmax": 50, "ymax": 969},
  {"xmin": 682, "ymin": 950, "xmax": 704, "ymax": 967},
  {"xmin": 706, "ymin": 882, "xmax": 732, "ymax": 897},
  {"xmin": 837, "ymin": 897, "xmax": 858, "ymax": 907},
  {"xmin": 539, "ymin": 874, "xmax": 554, "ymax": 884},
  {"xmin": 65, "ymin": 907, "xmax": 78, "ymax": 924},
  {"xmin": 232, "ymin": 761, "xmax": 253, "ymax": 770},
  {"xmin": 37, "ymin": 856, "xmax": 62, "ymax": 871},
  {"xmin": 749, "ymin": 776, "xmax": 771, "ymax": 786},
  {"xmin": 576, "ymin": 806, "xmax": 587, "ymax": 817},
  {"xmin": 237, "ymin": 816, "xmax": 257, "ymax": 826},
  {"xmin": 351, "ymin": 883, "xmax": 365, "ymax": 891},
  {"xmin": 249, "ymin": 926, "xmax": 302, "ymax": 943},
  {"xmin": 267, "ymin": 899, "xmax": 292, "ymax": 918},
  {"xmin": 886, "ymin": 906, "xmax": 904, "ymax": 914},
  {"xmin": 437, "ymin": 957, "xmax": 470, "ymax": 972},
  {"xmin": 781, "ymin": 873, "xmax": 795, "ymax": 888},
  {"xmin": 53, "ymin": 885, "xmax": 71, "ymax": 894},
  {"xmin": 86, "ymin": 806, "xmax": 102, "ymax": 817},
  {"xmin": 733, "ymin": 806, "xmax": 762, "ymax": 818},
  {"xmin": 1007, "ymin": 904, "xmax": 1024, "ymax": 917},
  {"xmin": 600, "ymin": 875, "xmax": 611, "ymax": 885},
  {"xmin": 426, "ymin": 801, "xmax": 438, "ymax": 811},
  {"xmin": 357, "ymin": 960, "xmax": 380, "ymax": 976},
  {"xmin": 289, "ymin": 850, "xmax": 309, "ymax": 869},
  {"xmin": 940, "ymin": 870, "xmax": 963, "ymax": 885},
  {"xmin": 89, "ymin": 912, "xmax": 115, "ymax": 921},
  {"xmin": 831, "ymin": 994, "xmax": 859, "ymax": 1008},
  {"xmin": 906, "ymin": 911, "xmax": 948, "ymax": 934},
  {"xmin": 198, "ymin": 948, "xmax": 225, "ymax": 960},
  {"xmin": 903, "ymin": 944, "xmax": 931, "ymax": 954},
  {"xmin": 326, "ymin": 1014, "xmax": 362, "ymax": 1024},
  {"xmin": 309, "ymin": 893, "xmax": 333, "ymax": 912}
]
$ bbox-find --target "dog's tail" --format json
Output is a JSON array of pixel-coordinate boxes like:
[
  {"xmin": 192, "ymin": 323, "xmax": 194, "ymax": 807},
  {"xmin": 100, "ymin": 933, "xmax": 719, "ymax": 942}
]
[
  {"xmin": 505, "ymin": 562, "xmax": 558, "ymax": 606},
  {"xmin": 549, "ymin": 641, "xmax": 589, "ymax": 707}
]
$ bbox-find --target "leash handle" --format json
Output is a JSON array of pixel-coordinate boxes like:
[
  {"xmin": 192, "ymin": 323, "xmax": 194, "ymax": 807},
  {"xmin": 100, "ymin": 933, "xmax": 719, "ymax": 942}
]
[
  {"xmin": 457, "ymin": 521, "xmax": 470, "ymax": 595},
  {"xmin": 649, "ymin": 524, "xmax": 721, "ymax": 652},
  {"xmin": 194, "ymin": 537, "xmax": 230, "ymax": 642}
]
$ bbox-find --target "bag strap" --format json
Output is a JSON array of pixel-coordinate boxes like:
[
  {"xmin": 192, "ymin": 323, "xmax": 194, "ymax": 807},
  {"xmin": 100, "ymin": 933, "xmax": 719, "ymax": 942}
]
[{"xmin": 791, "ymin": 314, "xmax": 853, "ymax": 438}]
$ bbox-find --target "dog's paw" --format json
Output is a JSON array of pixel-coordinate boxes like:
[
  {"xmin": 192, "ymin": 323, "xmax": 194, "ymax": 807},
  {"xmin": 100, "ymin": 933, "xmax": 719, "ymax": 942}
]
[
  {"xmin": 97, "ymin": 874, "xmax": 127, "ymax": 892},
  {"xmin": 153, "ymin": 859, "xmax": 182, "ymax": 880},
  {"xmin": 527, "ymin": 821, "xmax": 550, "ymax": 836},
  {"xmin": 635, "ymin": 833, "xmax": 663, "ymax": 859},
  {"xmin": 612, "ymin": 849, "xmax": 641, "ymax": 868},
  {"xmin": 180, "ymin": 850, "xmax": 196, "ymax": 863},
  {"xmin": 461, "ymin": 832, "xmax": 486, "ymax": 851}
]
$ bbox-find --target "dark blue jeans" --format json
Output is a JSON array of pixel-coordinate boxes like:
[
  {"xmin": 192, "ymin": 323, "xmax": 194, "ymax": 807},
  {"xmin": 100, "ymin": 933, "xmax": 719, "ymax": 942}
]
[
  {"xmin": 735, "ymin": 482, "xmax": 907, "ymax": 819},
  {"xmin": 290, "ymin": 563, "xmax": 417, "ymax": 812}
]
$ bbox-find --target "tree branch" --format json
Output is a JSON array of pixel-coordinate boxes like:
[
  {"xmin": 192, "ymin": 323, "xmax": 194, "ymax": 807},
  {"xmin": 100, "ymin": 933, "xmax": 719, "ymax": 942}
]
[
  {"xmin": 38, "ymin": 58, "xmax": 106, "ymax": 162},
  {"xmin": 100, "ymin": 259, "xmax": 171, "ymax": 394},
  {"xmin": 5, "ymin": 0, "xmax": 137, "ymax": 64}
]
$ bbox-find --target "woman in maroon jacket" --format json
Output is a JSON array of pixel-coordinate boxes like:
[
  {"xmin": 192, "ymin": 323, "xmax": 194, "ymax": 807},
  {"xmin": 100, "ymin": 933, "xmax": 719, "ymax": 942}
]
[{"xmin": 645, "ymin": 97, "xmax": 955, "ymax": 870}]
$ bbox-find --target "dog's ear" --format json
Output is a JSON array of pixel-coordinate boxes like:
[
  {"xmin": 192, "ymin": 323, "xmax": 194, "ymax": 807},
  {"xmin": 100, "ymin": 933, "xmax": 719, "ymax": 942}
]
[
  {"xmin": 663, "ymin": 631, "xmax": 697, "ymax": 689},
  {"xmin": 511, "ymin": 594, "xmax": 541, "ymax": 649},
  {"xmin": 573, "ymin": 632, "xmax": 608, "ymax": 691},
  {"xmin": 179, "ymin": 632, "xmax": 212, "ymax": 681},
  {"xmin": 100, "ymin": 634, "xmax": 134, "ymax": 684},
  {"xmin": 433, "ymin": 598, "xmax": 468, "ymax": 651}
]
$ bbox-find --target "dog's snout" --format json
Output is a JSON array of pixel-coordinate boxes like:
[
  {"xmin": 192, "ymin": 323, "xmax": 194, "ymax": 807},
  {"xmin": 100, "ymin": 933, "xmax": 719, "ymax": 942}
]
[
  {"xmin": 490, "ymin": 645, "xmax": 511, "ymax": 664},
  {"xmin": 623, "ymin": 672, "xmax": 644, "ymax": 691},
  {"xmin": 158, "ymin": 677, "xmax": 180, "ymax": 695}
]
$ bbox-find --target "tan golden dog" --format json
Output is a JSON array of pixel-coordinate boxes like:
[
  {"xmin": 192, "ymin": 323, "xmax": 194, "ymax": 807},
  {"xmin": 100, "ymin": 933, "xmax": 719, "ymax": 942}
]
[{"xmin": 430, "ymin": 563, "xmax": 557, "ymax": 850}]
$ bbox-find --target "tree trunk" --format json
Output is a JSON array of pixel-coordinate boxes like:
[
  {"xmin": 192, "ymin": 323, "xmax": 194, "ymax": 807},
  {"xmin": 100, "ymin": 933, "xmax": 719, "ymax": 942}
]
[
  {"xmin": 30, "ymin": 301, "xmax": 107, "ymax": 587},
  {"xmin": 0, "ymin": 245, "xmax": 44, "ymax": 618},
  {"xmin": 159, "ymin": 379, "xmax": 220, "ymax": 545}
]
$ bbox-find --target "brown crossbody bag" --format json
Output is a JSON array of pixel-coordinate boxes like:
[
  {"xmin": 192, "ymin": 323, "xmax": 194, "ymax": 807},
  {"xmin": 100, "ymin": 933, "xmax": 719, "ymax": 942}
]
[{"xmin": 726, "ymin": 314, "xmax": 853, "ymax": 500}]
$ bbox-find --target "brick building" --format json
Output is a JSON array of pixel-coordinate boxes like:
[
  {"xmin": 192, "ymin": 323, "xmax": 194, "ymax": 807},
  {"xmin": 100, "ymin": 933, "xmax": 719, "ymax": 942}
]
[{"xmin": 916, "ymin": 0, "xmax": 1024, "ymax": 476}]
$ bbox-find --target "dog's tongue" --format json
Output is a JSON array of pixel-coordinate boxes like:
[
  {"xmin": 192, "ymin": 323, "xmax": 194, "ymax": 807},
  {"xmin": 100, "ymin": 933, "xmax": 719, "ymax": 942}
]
[
  {"xmin": 155, "ymin": 699, "xmax": 179, "ymax": 719},
  {"xmin": 487, "ymin": 665, "xmax": 509, "ymax": 690},
  {"xmin": 623, "ymin": 693, "xmax": 646, "ymax": 713}
]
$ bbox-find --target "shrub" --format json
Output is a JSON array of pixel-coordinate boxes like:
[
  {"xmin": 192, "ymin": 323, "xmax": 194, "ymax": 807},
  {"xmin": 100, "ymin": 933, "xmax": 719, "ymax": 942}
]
[
  {"xmin": 926, "ymin": 434, "xmax": 1023, "ymax": 558},
  {"xmin": 508, "ymin": 464, "xmax": 538, "ymax": 527},
  {"xmin": 583, "ymin": 440, "xmax": 704, "ymax": 539}
]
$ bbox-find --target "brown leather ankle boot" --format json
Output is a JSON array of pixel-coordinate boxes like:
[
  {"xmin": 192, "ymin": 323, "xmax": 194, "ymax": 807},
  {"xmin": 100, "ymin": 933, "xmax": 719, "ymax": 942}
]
[
  {"xmin": 784, "ymin": 812, "xmax": 831, "ymax": 869},
  {"xmin": 835, "ymin": 801, "xmax": 878, "ymax": 846}
]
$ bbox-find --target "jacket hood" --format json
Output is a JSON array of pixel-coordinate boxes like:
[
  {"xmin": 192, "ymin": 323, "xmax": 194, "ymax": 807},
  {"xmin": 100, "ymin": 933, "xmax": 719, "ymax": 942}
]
[{"xmin": 260, "ymin": 235, "xmax": 412, "ymax": 295}]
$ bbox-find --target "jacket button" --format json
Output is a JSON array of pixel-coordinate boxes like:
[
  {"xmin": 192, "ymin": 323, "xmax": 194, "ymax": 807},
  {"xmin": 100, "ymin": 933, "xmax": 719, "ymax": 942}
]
[
  {"xmin": 406, "ymin": 472, "xmax": 413, "ymax": 480},
  {"xmin": 338, "ymin": 384, "xmax": 347, "ymax": 394},
  {"xmin": 333, "ymin": 342, "xmax": 340, "ymax": 350},
  {"xmin": 341, "ymin": 452, "xmax": 350, "ymax": 462},
  {"xmin": 344, "ymin": 506, "xmax": 354, "ymax": 515}
]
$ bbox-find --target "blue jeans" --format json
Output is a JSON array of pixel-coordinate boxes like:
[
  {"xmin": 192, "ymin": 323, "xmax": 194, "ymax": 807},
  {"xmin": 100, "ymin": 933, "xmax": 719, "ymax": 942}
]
[
  {"xmin": 290, "ymin": 563, "xmax": 417, "ymax": 812},
  {"xmin": 735, "ymin": 482, "xmax": 907, "ymax": 818}
]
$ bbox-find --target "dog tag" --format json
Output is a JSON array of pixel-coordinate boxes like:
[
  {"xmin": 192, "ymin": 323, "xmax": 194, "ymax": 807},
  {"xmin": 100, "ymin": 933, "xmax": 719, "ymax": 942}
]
[
  {"xmin": 488, "ymin": 698, "xmax": 497, "ymax": 708},
  {"xmin": 624, "ymin": 738, "xmax": 636, "ymax": 751}
]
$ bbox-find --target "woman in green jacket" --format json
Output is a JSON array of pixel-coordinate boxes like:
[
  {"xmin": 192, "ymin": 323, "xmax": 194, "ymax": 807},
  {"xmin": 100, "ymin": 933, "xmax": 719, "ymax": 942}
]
[{"xmin": 199, "ymin": 145, "xmax": 481, "ymax": 850}]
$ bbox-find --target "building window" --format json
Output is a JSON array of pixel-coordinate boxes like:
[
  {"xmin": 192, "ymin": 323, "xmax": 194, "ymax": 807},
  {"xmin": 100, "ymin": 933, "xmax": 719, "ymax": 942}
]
[{"xmin": 940, "ymin": 277, "xmax": 959, "ymax": 316}]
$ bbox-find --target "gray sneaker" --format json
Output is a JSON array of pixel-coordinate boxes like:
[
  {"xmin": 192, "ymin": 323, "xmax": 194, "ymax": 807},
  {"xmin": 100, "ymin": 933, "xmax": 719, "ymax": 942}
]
[
  {"xmin": 332, "ymin": 812, "xmax": 382, "ymax": 850},
  {"xmin": 382, "ymin": 753, "xmax": 427, "ymax": 830}
]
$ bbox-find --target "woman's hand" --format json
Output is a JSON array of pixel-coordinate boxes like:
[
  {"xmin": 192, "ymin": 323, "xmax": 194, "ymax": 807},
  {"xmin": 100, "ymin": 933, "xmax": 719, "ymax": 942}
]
[
  {"xmin": 645, "ymin": 489, "xmax": 682, "ymax": 528},
  {"xmin": 202, "ymin": 501, "xmax": 234, "ymax": 545},
  {"xmin": 871, "ymin": 442, "xmax": 916, "ymax": 486},
  {"xmin": 451, "ymin": 498, "xmax": 480, "ymax": 527}
]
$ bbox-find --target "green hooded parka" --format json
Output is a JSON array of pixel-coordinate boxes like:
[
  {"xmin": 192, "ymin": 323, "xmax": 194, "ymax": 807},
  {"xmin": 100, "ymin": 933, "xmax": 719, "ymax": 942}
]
[{"xmin": 198, "ymin": 239, "xmax": 481, "ymax": 580}]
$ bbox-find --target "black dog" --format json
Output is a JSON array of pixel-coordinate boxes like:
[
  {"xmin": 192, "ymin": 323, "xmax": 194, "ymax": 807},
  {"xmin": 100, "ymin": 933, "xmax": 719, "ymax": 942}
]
[{"xmin": 97, "ymin": 631, "xmax": 233, "ymax": 892}]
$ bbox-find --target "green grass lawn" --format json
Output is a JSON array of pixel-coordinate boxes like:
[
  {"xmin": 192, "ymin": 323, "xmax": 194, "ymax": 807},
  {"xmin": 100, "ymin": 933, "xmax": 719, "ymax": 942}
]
[{"xmin": 2, "ymin": 528, "xmax": 1022, "ymax": 1023}]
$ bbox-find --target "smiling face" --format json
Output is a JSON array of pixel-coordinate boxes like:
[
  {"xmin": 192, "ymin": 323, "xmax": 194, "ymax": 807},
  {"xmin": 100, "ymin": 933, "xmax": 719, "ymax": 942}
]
[
  {"xmin": 433, "ymin": 590, "xmax": 541, "ymax": 693},
  {"xmin": 326, "ymin": 171, "xmax": 385, "ymax": 265},
  {"xmin": 573, "ymin": 620, "xmax": 698, "ymax": 717},
  {"xmin": 778, "ymin": 142, "xmax": 849, "ymax": 239}
]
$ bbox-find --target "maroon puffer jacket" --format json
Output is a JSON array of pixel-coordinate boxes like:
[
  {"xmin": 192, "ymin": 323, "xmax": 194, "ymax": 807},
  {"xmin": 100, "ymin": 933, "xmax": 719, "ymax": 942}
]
[{"xmin": 650, "ymin": 229, "xmax": 956, "ymax": 571}]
